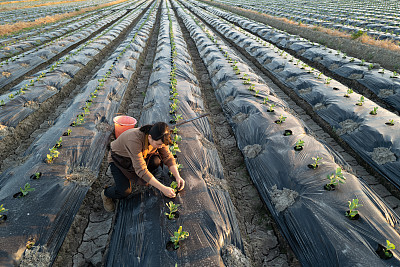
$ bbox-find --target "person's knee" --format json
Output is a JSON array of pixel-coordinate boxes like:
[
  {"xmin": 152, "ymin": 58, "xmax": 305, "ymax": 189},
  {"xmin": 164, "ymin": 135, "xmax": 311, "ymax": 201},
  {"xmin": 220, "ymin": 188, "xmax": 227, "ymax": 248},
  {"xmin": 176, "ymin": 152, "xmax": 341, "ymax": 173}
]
[
  {"xmin": 115, "ymin": 187, "xmax": 132, "ymax": 198},
  {"xmin": 148, "ymin": 155, "xmax": 161, "ymax": 170}
]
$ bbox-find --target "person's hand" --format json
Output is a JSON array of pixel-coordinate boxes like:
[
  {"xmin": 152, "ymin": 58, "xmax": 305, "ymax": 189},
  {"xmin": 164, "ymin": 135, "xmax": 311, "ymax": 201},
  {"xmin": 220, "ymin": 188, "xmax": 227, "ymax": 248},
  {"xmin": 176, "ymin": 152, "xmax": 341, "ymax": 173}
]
[
  {"xmin": 162, "ymin": 186, "xmax": 176, "ymax": 198},
  {"xmin": 176, "ymin": 177, "xmax": 185, "ymax": 191}
]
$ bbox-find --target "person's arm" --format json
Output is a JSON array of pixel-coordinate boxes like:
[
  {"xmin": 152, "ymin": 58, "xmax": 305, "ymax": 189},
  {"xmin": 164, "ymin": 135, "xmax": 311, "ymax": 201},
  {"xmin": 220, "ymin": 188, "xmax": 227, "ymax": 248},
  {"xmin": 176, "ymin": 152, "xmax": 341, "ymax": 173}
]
[
  {"xmin": 169, "ymin": 164, "xmax": 185, "ymax": 191},
  {"xmin": 148, "ymin": 176, "xmax": 176, "ymax": 198}
]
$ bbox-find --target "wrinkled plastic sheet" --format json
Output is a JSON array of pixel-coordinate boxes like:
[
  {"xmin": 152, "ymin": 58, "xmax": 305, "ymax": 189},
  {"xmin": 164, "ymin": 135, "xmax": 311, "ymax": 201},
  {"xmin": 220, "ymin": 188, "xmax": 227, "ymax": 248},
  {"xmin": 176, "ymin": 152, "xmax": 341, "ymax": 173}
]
[
  {"xmin": 176, "ymin": 1, "xmax": 400, "ymax": 266},
  {"xmin": 106, "ymin": 1, "xmax": 243, "ymax": 266},
  {"xmin": 198, "ymin": 3, "xmax": 400, "ymax": 113},
  {"xmin": 0, "ymin": 3, "xmax": 149, "ymax": 135},
  {"xmin": 189, "ymin": 0, "xmax": 400, "ymax": 192},
  {"xmin": 0, "ymin": 4, "xmax": 157, "ymax": 266}
]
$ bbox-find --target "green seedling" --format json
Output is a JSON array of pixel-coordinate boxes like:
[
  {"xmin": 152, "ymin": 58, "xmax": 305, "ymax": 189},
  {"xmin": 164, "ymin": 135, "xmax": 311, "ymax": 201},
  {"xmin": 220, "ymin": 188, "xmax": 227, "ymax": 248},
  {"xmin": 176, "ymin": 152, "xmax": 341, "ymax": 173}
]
[
  {"xmin": 344, "ymin": 88, "xmax": 353, "ymax": 97},
  {"xmin": 0, "ymin": 204, "xmax": 8, "ymax": 218},
  {"xmin": 172, "ymin": 113, "xmax": 183, "ymax": 123},
  {"xmin": 370, "ymin": 106, "xmax": 378, "ymax": 115},
  {"xmin": 173, "ymin": 134, "xmax": 182, "ymax": 143},
  {"xmin": 326, "ymin": 167, "xmax": 346, "ymax": 189},
  {"xmin": 254, "ymin": 89, "xmax": 260, "ymax": 96},
  {"xmin": 8, "ymin": 94, "xmax": 14, "ymax": 99},
  {"xmin": 268, "ymin": 104, "xmax": 276, "ymax": 112},
  {"xmin": 46, "ymin": 147, "xmax": 60, "ymax": 163},
  {"xmin": 345, "ymin": 198, "xmax": 362, "ymax": 218},
  {"xmin": 387, "ymin": 119, "xmax": 395, "ymax": 126},
  {"xmin": 310, "ymin": 157, "xmax": 322, "ymax": 169},
  {"xmin": 20, "ymin": 183, "xmax": 35, "ymax": 197},
  {"xmin": 170, "ymin": 143, "xmax": 181, "ymax": 156},
  {"xmin": 170, "ymin": 181, "xmax": 178, "ymax": 193},
  {"xmin": 360, "ymin": 59, "xmax": 365, "ymax": 66},
  {"xmin": 325, "ymin": 77, "xmax": 332, "ymax": 84},
  {"xmin": 356, "ymin": 96, "xmax": 365, "ymax": 106},
  {"xmin": 243, "ymin": 78, "xmax": 251, "ymax": 85},
  {"xmin": 276, "ymin": 115, "xmax": 287, "ymax": 124},
  {"xmin": 384, "ymin": 240, "xmax": 396, "ymax": 258},
  {"xmin": 0, "ymin": 100, "xmax": 4, "ymax": 106},
  {"xmin": 55, "ymin": 137, "xmax": 62, "ymax": 148},
  {"xmin": 33, "ymin": 172, "xmax": 41, "ymax": 179},
  {"xmin": 391, "ymin": 71, "xmax": 399, "ymax": 78},
  {"xmin": 368, "ymin": 63, "xmax": 374, "ymax": 70},
  {"xmin": 263, "ymin": 97, "xmax": 269, "ymax": 104},
  {"xmin": 172, "ymin": 126, "xmax": 179, "ymax": 134},
  {"xmin": 248, "ymin": 84, "xmax": 255, "ymax": 91},
  {"xmin": 294, "ymin": 139, "xmax": 304, "ymax": 150},
  {"xmin": 235, "ymin": 69, "xmax": 240, "ymax": 75},
  {"xmin": 170, "ymin": 226, "xmax": 189, "ymax": 249},
  {"xmin": 165, "ymin": 201, "xmax": 181, "ymax": 219},
  {"xmin": 26, "ymin": 240, "xmax": 35, "ymax": 249},
  {"xmin": 317, "ymin": 72, "xmax": 323, "ymax": 79},
  {"xmin": 170, "ymin": 103, "xmax": 178, "ymax": 114}
]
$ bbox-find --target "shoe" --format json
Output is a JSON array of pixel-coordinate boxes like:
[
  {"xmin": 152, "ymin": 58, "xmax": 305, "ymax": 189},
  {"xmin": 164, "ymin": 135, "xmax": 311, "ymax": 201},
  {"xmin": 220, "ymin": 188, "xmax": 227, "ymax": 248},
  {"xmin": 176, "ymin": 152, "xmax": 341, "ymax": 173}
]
[{"xmin": 101, "ymin": 189, "xmax": 115, "ymax": 212}]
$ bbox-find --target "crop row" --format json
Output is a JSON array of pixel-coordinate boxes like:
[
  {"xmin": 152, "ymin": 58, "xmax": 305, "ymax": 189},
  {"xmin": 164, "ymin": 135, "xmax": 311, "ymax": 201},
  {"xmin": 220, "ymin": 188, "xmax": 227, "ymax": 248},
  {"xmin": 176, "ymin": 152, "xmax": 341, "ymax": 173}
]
[
  {"xmin": 106, "ymin": 1, "xmax": 244, "ymax": 265},
  {"xmin": 188, "ymin": 0, "xmax": 400, "ymax": 192},
  {"xmin": 0, "ymin": 0, "xmax": 133, "ymax": 47},
  {"xmin": 0, "ymin": 1, "xmax": 158, "ymax": 265},
  {"xmin": 213, "ymin": 0, "xmax": 400, "ymax": 42},
  {"xmin": 198, "ymin": 1, "xmax": 400, "ymax": 114},
  {"xmin": 175, "ymin": 0, "xmax": 400, "ymax": 265},
  {"xmin": 0, "ymin": 1, "xmax": 147, "ymax": 91}
]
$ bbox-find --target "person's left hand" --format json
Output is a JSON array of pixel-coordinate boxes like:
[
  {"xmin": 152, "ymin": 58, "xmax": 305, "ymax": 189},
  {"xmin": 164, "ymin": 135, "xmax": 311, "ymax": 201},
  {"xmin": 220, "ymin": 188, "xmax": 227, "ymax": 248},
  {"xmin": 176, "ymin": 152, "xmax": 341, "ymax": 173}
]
[{"xmin": 176, "ymin": 177, "xmax": 185, "ymax": 191}]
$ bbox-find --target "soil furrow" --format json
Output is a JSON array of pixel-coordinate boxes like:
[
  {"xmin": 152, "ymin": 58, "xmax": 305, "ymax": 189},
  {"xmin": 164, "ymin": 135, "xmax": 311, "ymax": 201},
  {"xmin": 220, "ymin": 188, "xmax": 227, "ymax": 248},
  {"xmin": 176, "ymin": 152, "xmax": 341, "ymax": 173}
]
[
  {"xmin": 173, "ymin": 3, "xmax": 300, "ymax": 266},
  {"xmin": 0, "ymin": 2, "xmax": 152, "ymax": 171},
  {"xmin": 54, "ymin": 3, "xmax": 161, "ymax": 266}
]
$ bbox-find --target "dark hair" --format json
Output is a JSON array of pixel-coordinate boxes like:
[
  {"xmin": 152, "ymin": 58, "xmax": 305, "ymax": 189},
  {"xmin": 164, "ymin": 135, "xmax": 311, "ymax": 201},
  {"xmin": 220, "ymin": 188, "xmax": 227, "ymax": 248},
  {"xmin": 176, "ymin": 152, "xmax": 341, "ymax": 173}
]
[{"xmin": 140, "ymin": 122, "xmax": 171, "ymax": 145}]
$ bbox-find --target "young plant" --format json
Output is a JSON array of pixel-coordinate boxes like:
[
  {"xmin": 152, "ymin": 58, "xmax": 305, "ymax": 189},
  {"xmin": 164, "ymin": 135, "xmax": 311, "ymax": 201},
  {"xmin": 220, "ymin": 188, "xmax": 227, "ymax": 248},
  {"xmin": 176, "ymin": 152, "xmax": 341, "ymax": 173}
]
[
  {"xmin": 263, "ymin": 97, "xmax": 269, "ymax": 104},
  {"xmin": 294, "ymin": 139, "xmax": 305, "ymax": 151},
  {"xmin": 325, "ymin": 167, "xmax": 346, "ymax": 190},
  {"xmin": 370, "ymin": 107, "xmax": 378, "ymax": 115},
  {"xmin": 268, "ymin": 104, "xmax": 276, "ymax": 112},
  {"xmin": 54, "ymin": 137, "xmax": 62, "ymax": 148},
  {"xmin": 20, "ymin": 183, "xmax": 35, "ymax": 197},
  {"xmin": 345, "ymin": 198, "xmax": 362, "ymax": 218},
  {"xmin": 170, "ymin": 226, "xmax": 189, "ymax": 249},
  {"xmin": 46, "ymin": 147, "xmax": 60, "ymax": 163},
  {"xmin": 344, "ymin": 88, "xmax": 354, "ymax": 97},
  {"xmin": 165, "ymin": 201, "xmax": 181, "ymax": 219},
  {"xmin": 254, "ymin": 89, "xmax": 260, "ymax": 97},
  {"xmin": 0, "ymin": 204, "xmax": 8, "ymax": 218},
  {"xmin": 384, "ymin": 240, "xmax": 396, "ymax": 258},
  {"xmin": 325, "ymin": 77, "xmax": 332, "ymax": 84},
  {"xmin": 276, "ymin": 115, "xmax": 287, "ymax": 124},
  {"xmin": 356, "ymin": 96, "xmax": 365, "ymax": 106},
  {"xmin": 170, "ymin": 181, "xmax": 178, "ymax": 193},
  {"xmin": 386, "ymin": 119, "xmax": 395, "ymax": 126},
  {"xmin": 310, "ymin": 156, "xmax": 322, "ymax": 169}
]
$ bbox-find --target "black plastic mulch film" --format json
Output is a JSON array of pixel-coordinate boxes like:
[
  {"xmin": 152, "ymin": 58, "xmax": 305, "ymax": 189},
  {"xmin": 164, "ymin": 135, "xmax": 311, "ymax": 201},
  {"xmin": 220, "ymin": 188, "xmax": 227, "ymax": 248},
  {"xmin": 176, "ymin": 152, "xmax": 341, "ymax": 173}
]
[
  {"xmin": 0, "ymin": 1, "xmax": 156, "ymax": 265},
  {"xmin": 187, "ymin": 1, "xmax": 400, "ymax": 195},
  {"xmin": 106, "ymin": 1, "xmax": 243, "ymax": 266},
  {"xmin": 175, "ymin": 0, "xmax": 400, "ymax": 266},
  {"xmin": 198, "ymin": 2, "xmax": 400, "ymax": 114}
]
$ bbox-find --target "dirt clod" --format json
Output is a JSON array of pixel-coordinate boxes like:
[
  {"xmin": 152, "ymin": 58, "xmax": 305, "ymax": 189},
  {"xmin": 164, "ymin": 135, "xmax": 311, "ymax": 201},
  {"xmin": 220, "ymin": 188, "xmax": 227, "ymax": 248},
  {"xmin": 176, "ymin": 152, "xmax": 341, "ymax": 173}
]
[
  {"xmin": 243, "ymin": 144, "xmax": 262, "ymax": 158},
  {"xmin": 270, "ymin": 185, "xmax": 298, "ymax": 213},
  {"xmin": 19, "ymin": 246, "xmax": 51, "ymax": 267},
  {"xmin": 221, "ymin": 244, "xmax": 251, "ymax": 267},
  {"xmin": 336, "ymin": 119, "xmax": 360, "ymax": 135},
  {"xmin": 370, "ymin": 147, "xmax": 397, "ymax": 165},
  {"xmin": 65, "ymin": 167, "xmax": 97, "ymax": 186}
]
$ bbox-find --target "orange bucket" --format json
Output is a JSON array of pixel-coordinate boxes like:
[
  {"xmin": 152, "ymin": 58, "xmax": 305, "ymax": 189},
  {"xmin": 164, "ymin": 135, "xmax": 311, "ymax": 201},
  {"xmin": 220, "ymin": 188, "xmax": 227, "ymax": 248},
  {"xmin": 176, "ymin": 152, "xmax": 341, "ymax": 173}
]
[{"xmin": 113, "ymin": 115, "xmax": 137, "ymax": 138}]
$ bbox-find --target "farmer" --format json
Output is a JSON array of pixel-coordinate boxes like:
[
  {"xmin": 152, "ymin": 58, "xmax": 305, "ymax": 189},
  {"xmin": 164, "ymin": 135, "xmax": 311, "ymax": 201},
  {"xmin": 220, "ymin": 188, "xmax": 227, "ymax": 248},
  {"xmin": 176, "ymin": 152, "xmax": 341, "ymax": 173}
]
[{"xmin": 101, "ymin": 121, "xmax": 185, "ymax": 212}]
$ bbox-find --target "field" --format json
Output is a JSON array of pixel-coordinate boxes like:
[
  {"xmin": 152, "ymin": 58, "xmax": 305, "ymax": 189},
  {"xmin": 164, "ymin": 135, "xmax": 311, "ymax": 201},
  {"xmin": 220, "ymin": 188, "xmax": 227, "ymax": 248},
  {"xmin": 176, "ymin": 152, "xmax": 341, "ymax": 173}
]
[{"xmin": 0, "ymin": 0, "xmax": 400, "ymax": 266}]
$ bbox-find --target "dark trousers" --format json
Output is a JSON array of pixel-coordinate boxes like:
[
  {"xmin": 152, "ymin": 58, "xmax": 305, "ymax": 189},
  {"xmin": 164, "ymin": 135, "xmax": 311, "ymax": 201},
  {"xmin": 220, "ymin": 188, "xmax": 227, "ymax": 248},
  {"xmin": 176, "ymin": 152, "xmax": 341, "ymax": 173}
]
[{"xmin": 104, "ymin": 154, "xmax": 161, "ymax": 199}]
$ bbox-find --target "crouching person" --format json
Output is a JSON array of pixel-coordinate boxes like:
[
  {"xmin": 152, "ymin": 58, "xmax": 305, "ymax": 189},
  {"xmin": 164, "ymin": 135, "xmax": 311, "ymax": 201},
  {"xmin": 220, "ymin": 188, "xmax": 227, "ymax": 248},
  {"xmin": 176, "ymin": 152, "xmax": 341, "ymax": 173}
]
[{"xmin": 101, "ymin": 122, "xmax": 185, "ymax": 212}]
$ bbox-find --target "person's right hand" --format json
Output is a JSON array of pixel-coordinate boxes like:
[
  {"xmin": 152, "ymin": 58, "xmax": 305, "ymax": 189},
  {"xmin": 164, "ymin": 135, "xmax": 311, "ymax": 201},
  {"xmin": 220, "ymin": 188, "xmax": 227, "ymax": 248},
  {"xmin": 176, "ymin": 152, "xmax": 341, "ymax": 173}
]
[{"xmin": 162, "ymin": 186, "xmax": 176, "ymax": 198}]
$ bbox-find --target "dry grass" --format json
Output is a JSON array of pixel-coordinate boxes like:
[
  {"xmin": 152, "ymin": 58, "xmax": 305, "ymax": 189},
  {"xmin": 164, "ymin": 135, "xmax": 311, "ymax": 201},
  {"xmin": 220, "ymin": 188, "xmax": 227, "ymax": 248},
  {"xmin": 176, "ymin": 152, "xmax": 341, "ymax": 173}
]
[
  {"xmin": 0, "ymin": 0, "xmax": 129, "ymax": 37},
  {"xmin": 1, "ymin": 0, "xmax": 89, "ymax": 10}
]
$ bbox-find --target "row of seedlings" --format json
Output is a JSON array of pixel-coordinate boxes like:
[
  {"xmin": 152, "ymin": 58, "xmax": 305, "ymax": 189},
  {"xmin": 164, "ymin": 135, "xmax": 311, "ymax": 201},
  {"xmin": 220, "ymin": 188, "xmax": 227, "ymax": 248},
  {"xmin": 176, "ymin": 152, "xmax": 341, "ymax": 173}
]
[
  {"xmin": 174, "ymin": 1, "xmax": 400, "ymax": 265},
  {"xmin": 186, "ymin": 0, "xmax": 400, "ymax": 194},
  {"xmin": 0, "ymin": 2, "xmax": 159, "ymax": 266},
  {"xmin": 212, "ymin": 0, "xmax": 400, "ymax": 41},
  {"xmin": 196, "ymin": 2, "xmax": 400, "ymax": 113},
  {"xmin": 0, "ymin": 0, "xmax": 151, "ymax": 148},
  {"xmin": 0, "ymin": 0, "xmax": 135, "ymax": 49},
  {"xmin": 106, "ymin": 1, "xmax": 246, "ymax": 265},
  {"xmin": 0, "ymin": 0, "xmax": 145, "ymax": 90}
]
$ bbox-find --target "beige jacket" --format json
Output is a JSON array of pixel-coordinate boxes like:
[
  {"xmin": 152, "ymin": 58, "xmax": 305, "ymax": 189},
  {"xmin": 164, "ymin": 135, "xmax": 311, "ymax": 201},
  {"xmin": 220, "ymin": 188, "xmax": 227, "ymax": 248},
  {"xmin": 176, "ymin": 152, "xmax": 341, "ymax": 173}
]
[{"xmin": 108, "ymin": 128, "xmax": 176, "ymax": 183}]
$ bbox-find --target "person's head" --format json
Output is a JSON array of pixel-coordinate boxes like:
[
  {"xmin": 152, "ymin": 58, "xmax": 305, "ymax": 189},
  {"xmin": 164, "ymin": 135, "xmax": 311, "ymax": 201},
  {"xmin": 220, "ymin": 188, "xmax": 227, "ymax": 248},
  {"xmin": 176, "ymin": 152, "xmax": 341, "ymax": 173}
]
[{"xmin": 140, "ymin": 122, "xmax": 171, "ymax": 148}]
